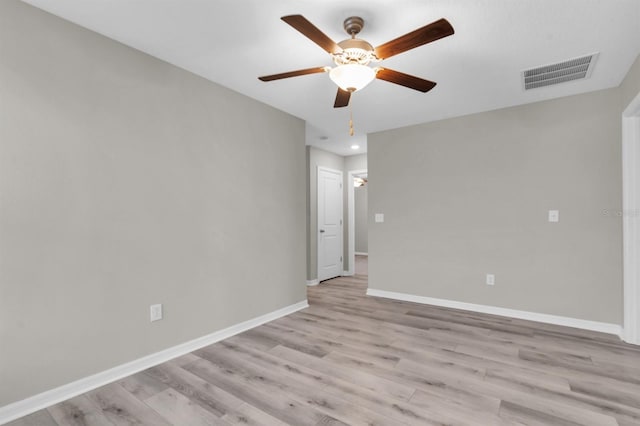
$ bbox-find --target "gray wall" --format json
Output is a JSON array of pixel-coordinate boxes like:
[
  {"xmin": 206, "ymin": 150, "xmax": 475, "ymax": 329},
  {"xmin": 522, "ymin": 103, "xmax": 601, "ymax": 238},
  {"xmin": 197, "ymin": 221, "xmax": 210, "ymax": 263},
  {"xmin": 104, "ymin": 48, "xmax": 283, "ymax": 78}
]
[
  {"xmin": 622, "ymin": 54, "xmax": 640, "ymax": 109},
  {"xmin": 344, "ymin": 154, "xmax": 368, "ymax": 173},
  {"xmin": 0, "ymin": 0, "xmax": 306, "ymax": 406},
  {"xmin": 368, "ymin": 88, "xmax": 623, "ymax": 324},
  {"xmin": 355, "ymin": 185, "xmax": 368, "ymax": 253}
]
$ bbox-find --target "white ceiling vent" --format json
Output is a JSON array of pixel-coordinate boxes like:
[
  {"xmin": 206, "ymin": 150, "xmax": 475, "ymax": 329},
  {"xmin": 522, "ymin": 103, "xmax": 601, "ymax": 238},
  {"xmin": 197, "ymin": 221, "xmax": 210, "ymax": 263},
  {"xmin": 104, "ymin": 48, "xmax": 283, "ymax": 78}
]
[{"xmin": 522, "ymin": 53, "xmax": 598, "ymax": 90}]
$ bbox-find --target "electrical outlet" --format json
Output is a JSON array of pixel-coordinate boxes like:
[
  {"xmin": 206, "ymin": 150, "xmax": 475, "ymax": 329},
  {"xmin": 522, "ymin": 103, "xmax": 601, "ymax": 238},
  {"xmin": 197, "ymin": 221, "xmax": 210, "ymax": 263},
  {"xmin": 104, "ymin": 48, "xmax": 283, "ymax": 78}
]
[
  {"xmin": 150, "ymin": 304, "xmax": 163, "ymax": 322},
  {"xmin": 486, "ymin": 274, "xmax": 495, "ymax": 286},
  {"xmin": 375, "ymin": 213, "xmax": 384, "ymax": 223},
  {"xmin": 548, "ymin": 210, "xmax": 559, "ymax": 222}
]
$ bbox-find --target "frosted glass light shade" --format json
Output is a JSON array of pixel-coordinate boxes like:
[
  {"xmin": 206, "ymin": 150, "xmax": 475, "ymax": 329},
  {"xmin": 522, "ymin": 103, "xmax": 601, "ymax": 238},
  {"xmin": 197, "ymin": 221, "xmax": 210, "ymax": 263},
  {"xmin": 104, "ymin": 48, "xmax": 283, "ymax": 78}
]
[{"xmin": 329, "ymin": 64, "xmax": 375, "ymax": 92}]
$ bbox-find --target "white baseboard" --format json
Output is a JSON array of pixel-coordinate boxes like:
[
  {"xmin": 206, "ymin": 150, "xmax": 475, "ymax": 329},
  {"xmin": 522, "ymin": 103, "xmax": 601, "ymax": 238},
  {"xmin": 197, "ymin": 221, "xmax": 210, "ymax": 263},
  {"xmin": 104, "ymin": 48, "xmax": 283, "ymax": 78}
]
[
  {"xmin": 0, "ymin": 300, "xmax": 308, "ymax": 425},
  {"xmin": 355, "ymin": 252, "xmax": 368, "ymax": 256},
  {"xmin": 366, "ymin": 288, "xmax": 622, "ymax": 337},
  {"xmin": 341, "ymin": 270, "xmax": 354, "ymax": 277},
  {"xmin": 306, "ymin": 279, "xmax": 319, "ymax": 286}
]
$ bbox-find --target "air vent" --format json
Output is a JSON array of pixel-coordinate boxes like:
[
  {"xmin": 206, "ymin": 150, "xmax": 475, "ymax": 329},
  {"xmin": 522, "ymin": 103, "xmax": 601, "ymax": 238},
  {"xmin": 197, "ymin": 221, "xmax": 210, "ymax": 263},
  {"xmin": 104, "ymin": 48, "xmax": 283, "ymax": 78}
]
[{"xmin": 522, "ymin": 53, "xmax": 598, "ymax": 90}]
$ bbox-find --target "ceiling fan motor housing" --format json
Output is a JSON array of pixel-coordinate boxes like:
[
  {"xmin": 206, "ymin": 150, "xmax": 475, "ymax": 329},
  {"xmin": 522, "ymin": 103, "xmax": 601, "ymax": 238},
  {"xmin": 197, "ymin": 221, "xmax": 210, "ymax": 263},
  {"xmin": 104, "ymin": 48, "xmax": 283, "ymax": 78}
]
[{"xmin": 334, "ymin": 38, "xmax": 376, "ymax": 67}]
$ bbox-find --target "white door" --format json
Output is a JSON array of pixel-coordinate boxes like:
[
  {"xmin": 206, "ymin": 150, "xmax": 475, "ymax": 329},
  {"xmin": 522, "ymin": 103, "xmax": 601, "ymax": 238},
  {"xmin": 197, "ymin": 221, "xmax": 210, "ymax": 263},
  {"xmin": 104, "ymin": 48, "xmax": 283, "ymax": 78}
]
[{"xmin": 318, "ymin": 167, "xmax": 343, "ymax": 281}]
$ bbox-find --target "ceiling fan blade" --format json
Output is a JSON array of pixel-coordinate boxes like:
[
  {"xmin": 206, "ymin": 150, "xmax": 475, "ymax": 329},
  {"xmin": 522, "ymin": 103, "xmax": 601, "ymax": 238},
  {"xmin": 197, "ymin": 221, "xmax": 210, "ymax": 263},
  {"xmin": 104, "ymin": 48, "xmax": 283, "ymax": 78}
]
[
  {"xmin": 375, "ymin": 68, "xmax": 437, "ymax": 92},
  {"xmin": 258, "ymin": 66, "xmax": 328, "ymax": 82},
  {"xmin": 374, "ymin": 18, "xmax": 454, "ymax": 60},
  {"xmin": 334, "ymin": 88, "xmax": 351, "ymax": 108},
  {"xmin": 281, "ymin": 15, "xmax": 342, "ymax": 55}
]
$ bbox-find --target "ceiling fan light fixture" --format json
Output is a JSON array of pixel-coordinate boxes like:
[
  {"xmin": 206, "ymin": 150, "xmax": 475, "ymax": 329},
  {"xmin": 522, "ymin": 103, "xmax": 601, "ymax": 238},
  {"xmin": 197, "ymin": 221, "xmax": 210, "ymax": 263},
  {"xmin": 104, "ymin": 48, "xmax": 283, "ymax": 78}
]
[{"xmin": 329, "ymin": 64, "xmax": 375, "ymax": 92}]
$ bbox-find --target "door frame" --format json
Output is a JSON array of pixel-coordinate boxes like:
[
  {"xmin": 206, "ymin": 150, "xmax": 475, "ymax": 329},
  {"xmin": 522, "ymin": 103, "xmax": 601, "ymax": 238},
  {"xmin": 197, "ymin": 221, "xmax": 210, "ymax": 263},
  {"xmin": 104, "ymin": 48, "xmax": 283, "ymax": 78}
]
[
  {"xmin": 317, "ymin": 166, "xmax": 343, "ymax": 282},
  {"xmin": 623, "ymin": 91, "xmax": 640, "ymax": 345},
  {"xmin": 346, "ymin": 168, "xmax": 368, "ymax": 277}
]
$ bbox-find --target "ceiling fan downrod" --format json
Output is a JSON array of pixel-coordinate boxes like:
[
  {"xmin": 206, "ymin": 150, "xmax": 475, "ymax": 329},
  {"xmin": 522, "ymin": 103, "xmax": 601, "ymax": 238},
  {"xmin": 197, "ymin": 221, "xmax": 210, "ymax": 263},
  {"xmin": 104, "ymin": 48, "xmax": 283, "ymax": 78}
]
[{"xmin": 343, "ymin": 16, "xmax": 364, "ymax": 38}]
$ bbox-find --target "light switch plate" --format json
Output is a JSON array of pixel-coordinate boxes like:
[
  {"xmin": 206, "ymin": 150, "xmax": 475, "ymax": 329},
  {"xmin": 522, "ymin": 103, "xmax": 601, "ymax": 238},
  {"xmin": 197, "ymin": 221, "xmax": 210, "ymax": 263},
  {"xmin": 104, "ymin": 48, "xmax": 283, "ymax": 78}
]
[
  {"xmin": 375, "ymin": 213, "xmax": 384, "ymax": 223},
  {"xmin": 486, "ymin": 274, "xmax": 495, "ymax": 286},
  {"xmin": 150, "ymin": 304, "xmax": 163, "ymax": 322},
  {"xmin": 548, "ymin": 210, "xmax": 559, "ymax": 222}
]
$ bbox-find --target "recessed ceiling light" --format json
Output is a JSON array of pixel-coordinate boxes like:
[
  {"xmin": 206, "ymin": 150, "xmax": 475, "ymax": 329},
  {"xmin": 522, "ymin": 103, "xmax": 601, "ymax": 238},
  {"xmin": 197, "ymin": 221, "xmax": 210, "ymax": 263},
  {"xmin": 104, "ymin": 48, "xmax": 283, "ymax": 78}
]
[{"xmin": 351, "ymin": 144, "xmax": 360, "ymax": 150}]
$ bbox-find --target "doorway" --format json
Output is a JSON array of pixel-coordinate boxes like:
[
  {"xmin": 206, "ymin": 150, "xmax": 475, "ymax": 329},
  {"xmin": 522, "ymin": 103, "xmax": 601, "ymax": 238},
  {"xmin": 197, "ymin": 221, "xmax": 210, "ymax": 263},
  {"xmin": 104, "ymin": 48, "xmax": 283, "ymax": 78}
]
[
  {"xmin": 623, "ymin": 91, "xmax": 640, "ymax": 345},
  {"xmin": 317, "ymin": 167, "xmax": 343, "ymax": 281},
  {"xmin": 347, "ymin": 169, "xmax": 368, "ymax": 276}
]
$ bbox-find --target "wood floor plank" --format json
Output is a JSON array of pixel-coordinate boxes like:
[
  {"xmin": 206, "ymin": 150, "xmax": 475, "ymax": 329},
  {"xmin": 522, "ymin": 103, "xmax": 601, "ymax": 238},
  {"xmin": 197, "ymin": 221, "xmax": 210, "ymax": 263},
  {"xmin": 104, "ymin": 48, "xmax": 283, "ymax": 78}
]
[
  {"xmin": 220, "ymin": 402, "xmax": 289, "ymax": 426},
  {"xmin": 144, "ymin": 388, "xmax": 228, "ymax": 426},
  {"xmin": 262, "ymin": 345, "xmax": 472, "ymax": 425},
  {"xmin": 569, "ymin": 378, "xmax": 640, "ymax": 410},
  {"xmin": 294, "ymin": 307, "xmax": 458, "ymax": 350},
  {"xmin": 118, "ymin": 371, "xmax": 168, "ymax": 401},
  {"xmin": 321, "ymin": 348, "xmax": 503, "ymax": 414},
  {"xmin": 246, "ymin": 324, "xmax": 329, "ymax": 357},
  {"xmin": 485, "ymin": 367, "xmax": 640, "ymax": 425},
  {"xmin": 396, "ymin": 357, "xmax": 619, "ymax": 426},
  {"xmin": 192, "ymin": 345, "xmax": 404, "ymax": 426},
  {"xmin": 269, "ymin": 343, "xmax": 417, "ymax": 402},
  {"xmin": 183, "ymin": 356, "xmax": 342, "ymax": 425},
  {"xmin": 144, "ymin": 360, "xmax": 245, "ymax": 418},
  {"xmin": 4, "ymin": 410, "xmax": 59, "ymax": 426},
  {"xmin": 520, "ymin": 348, "xmax": 640, "ymax": 385},
  {"xmin": 409, "ymin": 389, "xmax": 512, "ymax": 426},
  {"xmin": 85, "ymin": 383, "xmax": 171, "ymax": 426},
  {"xmin": 232, "ymin": 329, "xmax": 281, "ymax": 351},
  {"xmin": 498, "ymin": 400, "xmax": 585, "ymax": 426},
  {"xmin": 203, "ymin": 340, "xmax": 448, "ymax": 425},
  {"xmin": 47, "ymin": 395, "xmax": 114, "ymax": 426},
  {"xmin": 171, "ymin": 353, "xmax": 201, "ymax": 367},
  {"xmin": 264, "ymin": 320, "xmax": 402, "ymax": 369}
]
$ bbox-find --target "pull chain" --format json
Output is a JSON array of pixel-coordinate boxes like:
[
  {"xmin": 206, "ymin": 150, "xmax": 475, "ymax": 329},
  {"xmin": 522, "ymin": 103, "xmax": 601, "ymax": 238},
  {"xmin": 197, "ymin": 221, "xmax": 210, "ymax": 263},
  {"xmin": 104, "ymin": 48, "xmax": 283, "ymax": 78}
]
[{"xmin": 349, "ymin": 99, "xmax": 354, "ymax": 136}]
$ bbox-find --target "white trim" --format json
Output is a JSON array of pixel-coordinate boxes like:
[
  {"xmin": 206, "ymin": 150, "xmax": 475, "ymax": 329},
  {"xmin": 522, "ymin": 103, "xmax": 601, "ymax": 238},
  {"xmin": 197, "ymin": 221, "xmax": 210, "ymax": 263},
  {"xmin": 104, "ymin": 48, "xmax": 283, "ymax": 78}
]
[
  {"xmin": 347, "ymin": 168, "xmax": 367, "ymax": 278},
  {"xmin": 355, "ymin": 252, "xmax": 368, "ymax": 256},
  {"xmin": 317, "ymin": 166, "xmax": 344, "ymax": 282},
  {"xmin": 306, "ymin": 279, "xmax": 319, "ymax": 286},
  {"xmin": 623, "ymin": 91, "xmax": 640, "ymax": 345},
  {"xmin": 367, "ymin": 289, "xmax": 622, "ymax": 337},
  {"xmin": 341, "ymin": 270, "xmax": 354, "ymax": 277},
  {"xmin": 0, "ymin": 300, "xmax": 308, "ymax": 425}
]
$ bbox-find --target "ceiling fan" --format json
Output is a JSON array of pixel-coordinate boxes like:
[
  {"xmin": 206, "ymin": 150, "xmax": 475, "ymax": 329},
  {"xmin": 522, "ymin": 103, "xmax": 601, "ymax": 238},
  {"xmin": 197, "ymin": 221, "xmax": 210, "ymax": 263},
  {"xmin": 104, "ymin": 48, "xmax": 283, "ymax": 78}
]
[{"xmin": 259, "ymin": 14, "xmax": 454, "ymax": 108}]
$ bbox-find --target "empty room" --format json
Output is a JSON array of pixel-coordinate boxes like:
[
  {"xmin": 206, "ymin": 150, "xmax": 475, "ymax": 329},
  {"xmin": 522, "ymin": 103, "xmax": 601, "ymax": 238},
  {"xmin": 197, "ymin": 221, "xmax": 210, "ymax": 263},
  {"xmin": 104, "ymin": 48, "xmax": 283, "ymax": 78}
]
[{"xmin": 2, "ymin": 0, "xmax": 640, "ymax": 425}]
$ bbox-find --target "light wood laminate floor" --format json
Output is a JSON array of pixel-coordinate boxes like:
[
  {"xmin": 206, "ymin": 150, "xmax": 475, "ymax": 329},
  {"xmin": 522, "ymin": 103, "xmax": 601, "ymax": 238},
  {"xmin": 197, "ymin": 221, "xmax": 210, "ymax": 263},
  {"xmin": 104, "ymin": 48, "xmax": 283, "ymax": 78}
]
[{"xmin": 8, "ymin": 274, "xmax": 640, "ymax": 425}]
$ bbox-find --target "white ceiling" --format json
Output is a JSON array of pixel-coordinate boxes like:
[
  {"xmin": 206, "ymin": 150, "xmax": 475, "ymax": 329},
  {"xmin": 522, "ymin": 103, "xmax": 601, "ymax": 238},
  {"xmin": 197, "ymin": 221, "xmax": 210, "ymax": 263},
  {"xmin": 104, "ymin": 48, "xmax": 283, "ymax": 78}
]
[{"xmin": 22, "ymin": 0, "xmax": 640, "ymax": 156}]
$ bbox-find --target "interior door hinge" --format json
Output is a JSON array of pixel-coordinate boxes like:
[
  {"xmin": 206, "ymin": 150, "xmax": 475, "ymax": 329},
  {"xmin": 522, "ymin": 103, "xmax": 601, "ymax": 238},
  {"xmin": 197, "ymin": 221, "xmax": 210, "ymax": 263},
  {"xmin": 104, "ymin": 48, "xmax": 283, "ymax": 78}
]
[
  {"xmin": 340, "ymin": 256, "xmax": 343, "ymax": 262},
  {"xmin": 340, "ymin": 219, "xmax": 342, "ymax": 225}
]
